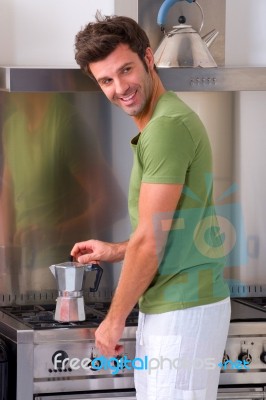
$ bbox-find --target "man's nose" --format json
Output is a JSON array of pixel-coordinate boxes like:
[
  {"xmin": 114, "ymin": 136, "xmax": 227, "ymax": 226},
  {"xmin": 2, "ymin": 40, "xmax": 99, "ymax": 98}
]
[{"xmin": 114, "ymin": 78, "xmax": 129, "ymax": 95}]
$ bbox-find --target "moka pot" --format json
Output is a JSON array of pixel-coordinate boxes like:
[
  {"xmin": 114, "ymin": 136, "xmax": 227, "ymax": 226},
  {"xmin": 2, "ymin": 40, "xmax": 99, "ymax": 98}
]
[{"xmin": 49, "ymin": 261, "xmax": 103, "ymax": 322}]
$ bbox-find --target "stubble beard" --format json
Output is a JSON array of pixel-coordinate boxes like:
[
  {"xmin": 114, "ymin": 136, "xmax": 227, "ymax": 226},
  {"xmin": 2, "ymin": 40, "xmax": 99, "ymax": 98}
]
[{"xmin": 119, "ymin": 87, "xmax": 153, "ymax": 118}]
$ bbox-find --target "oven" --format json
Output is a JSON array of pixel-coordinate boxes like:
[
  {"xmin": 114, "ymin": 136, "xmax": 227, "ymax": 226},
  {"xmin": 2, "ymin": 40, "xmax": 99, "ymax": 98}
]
[
  {"xmin": 217, "ymin": 298, "xmax": 266, "ymax": 400},
  {"xmin": 0, "ymin": 302, "xmax": 138, "ymax": 400},
  {"xmin": 2, "ymin": 299, "xmax": 266, "ymax": 399}
]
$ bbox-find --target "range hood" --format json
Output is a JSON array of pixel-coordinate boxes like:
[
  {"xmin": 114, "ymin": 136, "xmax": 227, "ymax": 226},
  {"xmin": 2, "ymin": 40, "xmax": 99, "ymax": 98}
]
[
  {"xmin": 0, "ymin": 67, "xmax": 98, "ymax": 92},
  {"xmin": 1, "ymin": 66, "xmax": 266, "ymax": 92}
]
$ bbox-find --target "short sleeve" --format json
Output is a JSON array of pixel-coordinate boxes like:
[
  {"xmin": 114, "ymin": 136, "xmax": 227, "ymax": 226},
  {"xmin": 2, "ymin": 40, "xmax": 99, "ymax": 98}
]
[{"xmin": 139, "ymin": 116, "xmax": 196, "ymax": 184}]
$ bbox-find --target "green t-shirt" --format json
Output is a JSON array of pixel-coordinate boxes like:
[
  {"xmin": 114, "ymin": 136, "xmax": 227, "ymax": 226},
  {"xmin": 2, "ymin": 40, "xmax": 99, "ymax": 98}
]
[{"xmin": 128, "ymin": 91, "xmax": 230, "ymax": 313}]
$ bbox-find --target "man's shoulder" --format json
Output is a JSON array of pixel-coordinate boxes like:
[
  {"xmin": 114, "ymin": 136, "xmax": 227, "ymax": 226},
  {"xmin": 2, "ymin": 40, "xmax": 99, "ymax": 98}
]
[
  {"xmin": 142, "ymin": 92, "xmax": 209, "ymax": 148},
  {"xmin": 148, "ymin": 92, "xmax": 195, "ymax": 128}
]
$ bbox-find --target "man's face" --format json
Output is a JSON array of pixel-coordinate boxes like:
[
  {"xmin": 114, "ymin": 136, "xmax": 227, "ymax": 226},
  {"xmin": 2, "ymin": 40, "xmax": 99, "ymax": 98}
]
[{"xmin": 89, "ymin": 44, "xmax": 154, "ymax": 117}]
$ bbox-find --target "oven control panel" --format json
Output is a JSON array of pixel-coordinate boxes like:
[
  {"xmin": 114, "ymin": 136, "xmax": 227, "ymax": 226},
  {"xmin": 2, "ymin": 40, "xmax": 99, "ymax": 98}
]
[
  {"xmin": 219, "ymin": 333, "xmax": 266, "ymax": 385},
  {"xmin": 222, "ymin": 337, "xmax": 266, "ymax": 370},
  {"xmin": 34, "ymin": 338, "xmax": 137, "ymax": 379}
]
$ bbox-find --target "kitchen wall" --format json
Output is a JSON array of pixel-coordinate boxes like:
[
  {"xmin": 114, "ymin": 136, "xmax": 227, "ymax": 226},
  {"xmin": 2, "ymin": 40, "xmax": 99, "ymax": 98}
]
[
  {"xmin": 0, "ymin": 0, "xmax": 114, "ymax": 66},
  {"xmin": 225, "ymin": 0, "xmax": 266, "ymax": 289},
  {"xmin": 233, "ymin": 91, "xmax": 266, "ymax": 288},
  {"xmin": 179, "ymin": 90, "xmax": 266, "ymax": 292},
  {"xmin": 225, "ymin": 0, "xmax": 266, "ymax": 66}
]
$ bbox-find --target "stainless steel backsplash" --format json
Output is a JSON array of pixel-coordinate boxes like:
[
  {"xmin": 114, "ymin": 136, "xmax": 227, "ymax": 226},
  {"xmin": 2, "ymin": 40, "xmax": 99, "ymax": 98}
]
[{"xmin": 0, "ymin": 92, "xmax": 133, "ymax": 305}]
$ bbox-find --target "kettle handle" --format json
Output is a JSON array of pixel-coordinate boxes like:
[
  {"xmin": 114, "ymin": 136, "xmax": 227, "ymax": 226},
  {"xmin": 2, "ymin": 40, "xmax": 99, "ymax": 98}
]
[
  {"xmin": 157, "ymin": 0, "xmax": 194, "ymax": 26},
  {"xmin": 87, "ymin": 263, "xmax": 103, "ymax": 292}
]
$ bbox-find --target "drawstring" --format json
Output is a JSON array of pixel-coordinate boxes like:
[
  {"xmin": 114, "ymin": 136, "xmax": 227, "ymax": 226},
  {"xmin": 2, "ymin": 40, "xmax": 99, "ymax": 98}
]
[{"xmin": 139, "ymin": 312, "xmax": 146, "ymax": 346}]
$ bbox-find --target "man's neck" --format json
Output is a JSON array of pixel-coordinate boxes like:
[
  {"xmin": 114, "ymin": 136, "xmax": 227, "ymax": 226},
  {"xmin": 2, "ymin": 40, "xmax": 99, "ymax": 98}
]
[{"xmin": 133, "ymin": 72, "xmax": 166, "ymax": 131}]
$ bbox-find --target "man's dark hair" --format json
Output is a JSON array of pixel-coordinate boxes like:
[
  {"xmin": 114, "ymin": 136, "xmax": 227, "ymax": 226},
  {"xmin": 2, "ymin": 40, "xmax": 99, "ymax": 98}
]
[{"xmin": 74, "ymin": 15, "xmax": 151, "ymax": 79}]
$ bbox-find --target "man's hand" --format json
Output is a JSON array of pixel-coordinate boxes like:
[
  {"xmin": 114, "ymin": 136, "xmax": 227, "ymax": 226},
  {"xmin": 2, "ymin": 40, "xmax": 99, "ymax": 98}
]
[
  {"xmin": 71, "ymin": 239, "xmax": 128, "ymax": 264},
  {"xmin": 95, "ymin": 315, "xmax": 125, "ymax": 357}
]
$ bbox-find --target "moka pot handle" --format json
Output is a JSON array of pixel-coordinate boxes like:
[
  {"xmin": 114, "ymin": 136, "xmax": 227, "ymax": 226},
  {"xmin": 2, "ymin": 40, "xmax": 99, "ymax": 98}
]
[{"xmin": 85, "ymin": 263, "xmax": 103, "ymax": 292}]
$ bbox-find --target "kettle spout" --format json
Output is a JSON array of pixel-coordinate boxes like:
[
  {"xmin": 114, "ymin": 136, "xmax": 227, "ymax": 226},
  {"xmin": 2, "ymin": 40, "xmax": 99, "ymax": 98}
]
[
  {"xmin": 202, "ymin": 29, "xmax": 219, "ymax": 48},
  {"xmin": 49, "ymin": 265, "xmax": 55, "ymax": 277}
]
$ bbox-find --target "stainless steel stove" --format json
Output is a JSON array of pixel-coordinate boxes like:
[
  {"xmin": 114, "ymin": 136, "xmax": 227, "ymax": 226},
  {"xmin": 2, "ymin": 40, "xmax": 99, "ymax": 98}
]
[
  {"xmin": 0, "ymin": 302, "xmax": 138, "ymax": 400},
  {"xmin": 218, "ymin": 298, "xmax": 266, "ymax": 399},
  {"xmin": 2, "ymin": 298, "xmax": 266, "ymax": 400}
]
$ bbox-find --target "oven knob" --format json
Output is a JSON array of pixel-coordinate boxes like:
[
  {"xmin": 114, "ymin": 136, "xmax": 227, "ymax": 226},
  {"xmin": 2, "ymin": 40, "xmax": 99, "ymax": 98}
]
[
  {"xmin": 260, "ymin": 351, "xmax": 266, "ymax": 364},
  {"xmin": 88, "ymin": 358, "xmax": 102, "ymax": 372},
  {"xmin": 222, "ymin": 351, "xmax": 230, "ymax": 364},
  {"xmin": 112, "ymin": 355, "xmax": 123, "ymax": 368},
  {"xmin": 238, "ymin": 351, "xmax": 252, "ymax": 364},
  {"xmin": 52, "ymin": 350, "xmax": 69, "ymax": 370},
  {"xmin": 112, "ymin": 355, "xmax": 129, "ymax": 372}
]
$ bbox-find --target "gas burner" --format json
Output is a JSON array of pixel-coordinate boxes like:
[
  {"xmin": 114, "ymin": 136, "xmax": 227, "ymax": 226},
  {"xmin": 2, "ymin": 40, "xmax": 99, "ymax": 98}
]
[
  {"xmin": 233, "ymin": 297, "xmax": 266, "ymax": 313},
  {"xmin": 0, "ymin": 302, "xmax": 139, "ymax": 329}
]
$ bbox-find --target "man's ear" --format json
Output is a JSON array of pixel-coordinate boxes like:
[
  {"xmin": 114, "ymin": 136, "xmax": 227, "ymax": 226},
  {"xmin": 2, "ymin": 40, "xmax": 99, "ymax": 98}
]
[{"xmin": 144, "ymin": 47, "xmax": 155, "ymax": 70}]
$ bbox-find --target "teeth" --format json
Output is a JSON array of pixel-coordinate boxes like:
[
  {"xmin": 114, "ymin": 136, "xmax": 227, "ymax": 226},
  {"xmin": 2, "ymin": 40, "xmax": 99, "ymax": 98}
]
[{"xmin": 121, "ymin": 92, "xmax": 135, "ymax": 101}]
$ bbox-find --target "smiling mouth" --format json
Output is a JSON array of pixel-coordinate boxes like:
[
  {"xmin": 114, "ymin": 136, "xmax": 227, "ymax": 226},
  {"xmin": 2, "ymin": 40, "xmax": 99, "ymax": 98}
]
[{"xmin": 119, "ymin": 90, "xmax": 137, "ymax": 103}]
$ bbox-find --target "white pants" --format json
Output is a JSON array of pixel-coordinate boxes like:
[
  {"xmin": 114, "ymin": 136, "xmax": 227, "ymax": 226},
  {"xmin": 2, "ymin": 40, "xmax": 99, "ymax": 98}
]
[{"xmin": 135, "ymin": 297, "xmax": 231, "ymax": 400}]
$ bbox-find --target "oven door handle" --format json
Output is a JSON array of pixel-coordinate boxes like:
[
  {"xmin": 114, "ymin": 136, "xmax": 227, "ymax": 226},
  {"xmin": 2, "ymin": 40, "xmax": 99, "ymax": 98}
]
[
  {"xmin": 34, "ymin": 392, "xmax": 137, "ymax": 400},
  {"xmin": 217, "ymin": 391, "xmax": 264, "ymax": 399},
  {"xmin": 35, "ymin": 394, "xmax": 137, "ymax": 400}
]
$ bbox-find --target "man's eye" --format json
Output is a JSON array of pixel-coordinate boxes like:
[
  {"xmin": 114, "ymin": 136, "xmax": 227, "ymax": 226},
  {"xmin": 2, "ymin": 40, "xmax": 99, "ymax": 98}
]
[
  {"xmin": 123, "ymin": 67, "xmax": 131, "ymax": 74},
  {"xmin": 100, "ymin": 79, "xmax": 112, "ymax": 86}
]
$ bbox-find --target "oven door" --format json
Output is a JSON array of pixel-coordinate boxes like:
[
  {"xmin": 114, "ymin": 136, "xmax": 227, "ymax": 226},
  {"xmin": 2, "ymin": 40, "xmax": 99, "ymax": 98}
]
[
  {"xmin": 217, "ymin": 387, "xmax": 265, "ymax": 399},
  {"xmin": 35, "ymin": 392, "xmax": 136, "ymax": 400},
  {"xmin": 35, "ymin": 388, "xmax": 266, "ymax": 400}
]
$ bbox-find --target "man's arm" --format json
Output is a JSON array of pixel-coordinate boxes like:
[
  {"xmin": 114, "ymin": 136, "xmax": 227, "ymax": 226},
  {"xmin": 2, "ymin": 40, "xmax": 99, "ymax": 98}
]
[{"xmin": 95, "ymin": 181, "xmax": 183, "ymax": 356}]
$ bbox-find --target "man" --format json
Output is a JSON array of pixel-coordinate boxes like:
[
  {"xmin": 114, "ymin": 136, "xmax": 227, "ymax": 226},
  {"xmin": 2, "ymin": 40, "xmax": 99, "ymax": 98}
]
[{"xmin": 71, "ymin": 15, "xmax": 231, "ymax": 400}]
